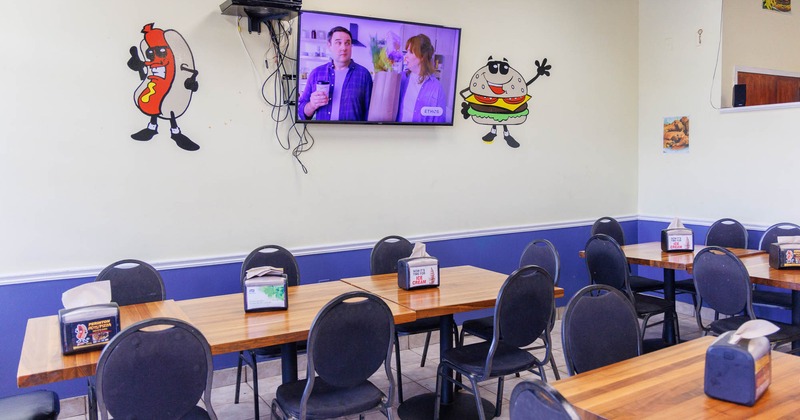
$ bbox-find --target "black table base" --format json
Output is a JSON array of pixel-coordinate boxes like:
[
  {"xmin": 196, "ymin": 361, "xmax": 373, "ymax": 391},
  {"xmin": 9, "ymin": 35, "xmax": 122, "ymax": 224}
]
[{"xmin": 397, "ymin": 393, "xmax": 495, "ymax": 420}]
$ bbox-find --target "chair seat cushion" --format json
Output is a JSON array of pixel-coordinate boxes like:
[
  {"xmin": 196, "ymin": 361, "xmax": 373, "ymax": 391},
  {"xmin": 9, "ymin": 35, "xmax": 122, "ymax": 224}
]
[
  {"xmin": 396, "ymin": 316, "xmax": 440, "ymax": 335},
  {"xmin": 275, "ymin": 377, "xmax": 384, "ymax": 419},
  {"xmin": 0, "ymin": 390, "xmax": 60, "ymax": 420},
  {"xmin": 709, "ymin": 316, "xmax": 751, "ymax": 336},
  {"xmin": 752, "ymin": 290, "xmax": 792, "ymax": 309},
  {"xmin": 629, "ymin": 275, "xmax": 663, "ymax": 293},
  {"xmin": 461, "ymin": 316, "xmax": 493, "ymax": 341},
  {"xmin": 441, "ymin": 341, "xmax": 536, "ymax": 378},
  {"xmin": 674, "ymin": 279, "xmax": 696, "ymax": 293},
  {"xmin": 633, "ymin": 293, "xmax": 672, "ymax": 316}
]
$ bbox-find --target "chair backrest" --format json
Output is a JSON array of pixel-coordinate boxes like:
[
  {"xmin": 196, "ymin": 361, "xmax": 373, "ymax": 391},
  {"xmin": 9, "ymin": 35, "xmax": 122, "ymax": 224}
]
[
  {"xmin": 584, "ymin": 234, "xmax": 630, "ymax": 295},
  {"xmin": 370, "ymin": 235, "xmax": 414, "ymax": 275},
  {"xmin": 562, "ymin": 285, "xmax": 642, "ymax": 376},
  {"xmin": 759, "ymin": 222, "xmax": 800, "ymax": 251},
  {"xmin": 509, "ymin": 379, "xmax": 580, "ymax": 420},
  {"xmin": 705, "ymin": 218, "xmax": 748, "ymax": 248},
  {"xmin": 519, "ymin": 239, "xmax": 560, "ymax": 286},
  {"xmin": 95, "ymin": 259, "xmax": 165, "ymax": 306},
  {"xmin": 692, "ymin": 246, "xmax": 754, "ymax": 318},
  {"xmin": 303, "ymin": 291, "xmax": 395, "ymax": 418},
  {"xmin": 482, "ymin": 266, "xmax": 554, "ymax": 375},
  {"xmin": 95, "ymin": 317, "xmax": 215, "ymax": 420},
  {"xmin": 241, "ymin": 245, "xmax": 300, "ymax": 286},
  {"xmin": 590, "ymin": 216, "xmax": 625, "ymax": 245}
]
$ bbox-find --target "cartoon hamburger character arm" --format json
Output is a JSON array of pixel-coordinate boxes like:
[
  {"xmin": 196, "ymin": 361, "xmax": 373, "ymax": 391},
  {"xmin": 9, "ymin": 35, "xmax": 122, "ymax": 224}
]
[{"xmin": 525, "ymin": 58, "xmax": 552, "ymax": 86}]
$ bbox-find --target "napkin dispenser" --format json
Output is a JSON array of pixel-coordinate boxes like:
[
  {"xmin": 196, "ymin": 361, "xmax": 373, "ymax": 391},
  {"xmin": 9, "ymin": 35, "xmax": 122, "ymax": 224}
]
[
  {"xmin": 59, "ymin": 303, "xmax": 120, "ymax": 355},
  {"xmin": 768, "ymin": 236, "xmax": 800, "ymax": 269},
  {"xmin": 661, "ymin": 218, "xmax": 693, "ymax": 252},
  {"xmin": 398, "ymin": 256, "xmax": 440, "ymax": 290},
  {"xmin": 705, "ymin": 330, "xmax": 771, "ymax": 406},
  {"xmin": 243, "ymin": 266, "xmax": 288, "ymax": 312},
  {"xmin": 398, "ymin": 242, "xmax": 440, "ymax": 290}
]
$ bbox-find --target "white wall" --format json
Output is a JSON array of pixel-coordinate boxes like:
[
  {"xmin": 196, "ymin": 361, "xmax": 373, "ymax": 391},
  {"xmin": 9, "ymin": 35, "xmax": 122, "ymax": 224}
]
[
  {"xmin": 638, "ymin": 0, "xmax": 800, "ymax": 225},
  {"xmin": 0, "ymin": 0, "xmax": 639, "ymax": 277}
]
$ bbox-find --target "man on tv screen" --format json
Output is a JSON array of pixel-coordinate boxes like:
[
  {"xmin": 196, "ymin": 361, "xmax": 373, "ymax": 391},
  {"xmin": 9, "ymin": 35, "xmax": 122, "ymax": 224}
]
[{"xmin": 298, "ymin": 26, "xmax": 373, "ymax": 121}]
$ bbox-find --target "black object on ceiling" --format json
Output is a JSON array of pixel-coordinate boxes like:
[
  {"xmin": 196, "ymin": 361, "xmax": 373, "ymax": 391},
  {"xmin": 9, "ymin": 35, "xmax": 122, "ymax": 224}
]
[{"xmin": 220, "ymin": 0, "xmax": 302, "ymax": 33}]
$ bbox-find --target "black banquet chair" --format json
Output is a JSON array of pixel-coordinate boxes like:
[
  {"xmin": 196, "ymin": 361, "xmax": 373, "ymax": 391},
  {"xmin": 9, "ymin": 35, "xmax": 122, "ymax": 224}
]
[
  {"xmin": 590, "ymin": 216, "xmax": 663, "ymax": 293},
  {"xmin": 692, "ymin": 246, "xmax": 800, "ymax": 352},
  {"xmin": 95, "ymin": 259, "xmax": 165, "ymax": 306},
  {"xmin": 434, "ymin": 266, "xmax": 555, "ymax": 420},
  {"xmin": 675, "ymin": 217, "xmax": 748, "ymax": 310},
  {"xmin": 562, "ymin": 284, "xmax": 642, "ymax": 375},
  {"xmin": 235, "ymin": 244, "xmax": 302, "ymax": 419},
  {"xmin": 752, "ymin": 222, "xmax": 800, "ymax": 312},
  {"xmin": 89, "ymin": 258, "xmax": 166, "ymax": 417},
  {"xmin": 271, "ymin": 291, "xmax": 395, "ymax": 420},
  {"xmin": 371, "ymin": 235, "xmax": 455, "ymax": 403},
  {"xmin": 584, "ymin": 234, "xmax": 679, "ymax": 347},
  {"xmin": 95, "ymin": 317, "xmax": 216, "ymax": 420},
  {"xmin": 0, "ymin": 390, "xmax": 60, "ymax": 420},
  {"xmin": 460, "ymin": 239, "xmax": 562, "ymax": 380},
  {"xmin": 509, "ymin": 379, "xmax": 579, "ymax": 420}
]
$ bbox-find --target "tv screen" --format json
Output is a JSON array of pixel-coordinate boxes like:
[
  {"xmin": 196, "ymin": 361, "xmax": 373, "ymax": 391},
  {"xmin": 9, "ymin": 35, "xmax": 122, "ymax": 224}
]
[{"xmin": 296, "ymin": 10, "xmax": 461, "ymax": 125}]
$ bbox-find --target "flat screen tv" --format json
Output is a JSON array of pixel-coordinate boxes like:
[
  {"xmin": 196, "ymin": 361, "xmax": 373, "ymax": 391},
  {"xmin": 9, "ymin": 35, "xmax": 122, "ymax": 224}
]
[{"xmin": 296, "ymin": 10, "xmax": 461, "ymax": 125}]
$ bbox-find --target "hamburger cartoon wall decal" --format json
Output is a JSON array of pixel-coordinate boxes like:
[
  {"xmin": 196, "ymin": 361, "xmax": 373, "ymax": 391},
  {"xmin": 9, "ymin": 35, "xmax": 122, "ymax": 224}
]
[
  {"xmin": 460, "ymin": 57, "xmax": 551, "ymax": 148},
  {"xmin": 127, "ymin": 23, "xmax": 200, "ymax": 151}
]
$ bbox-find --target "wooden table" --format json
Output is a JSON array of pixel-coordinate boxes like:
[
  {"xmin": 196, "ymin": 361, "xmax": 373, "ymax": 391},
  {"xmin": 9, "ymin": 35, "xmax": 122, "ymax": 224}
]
[
  {"xmin": 342, "ymin": 265, "xmax": 564, "ymax": 420},
  {"xmin": 177, "ymin": 280, "xmax": 416, "ymax": 383},
  {"xmin": 552, "ymin": 336, "xmax": 800, "ymax": 419},
  {"xmin": 17, "ymin": 299, "xmax": 190, "ymax": 388},
  {"xmin": 580, "ymin": 243, "xmax": 765, "ymax": 345},
  {"xmin": 17, "ymin": 282, "xmax": 417, "ymax": 388},
  {"xmin": 740, "ymin": 253, "xmax": 800, "ymax": 330}
]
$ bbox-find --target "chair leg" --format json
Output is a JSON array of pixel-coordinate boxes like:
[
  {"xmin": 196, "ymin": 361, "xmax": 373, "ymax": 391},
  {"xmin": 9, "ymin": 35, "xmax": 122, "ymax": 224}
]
[
  {"xmin": 549, "ymin": 352, "xmax": 561, "ymax": 380},
  {"xmin": 494, "ymin": 376, "xmax": 504, "ymax": 418},
  {"xmin": 235, "ymin": 351, "xmax": 244, "ymax": 404},
  {"xmin": 469, "ymin": 376, "xmax": 487, "ymax": 420},
  {"xmin": 250, "ymin": 351, "xmax": 260, "ymax": 419},
  {"xmin": 395, "ymin": 332, "xmax": 404, "ymax": 403},
  {"xmin": 420, "ymin": 332, "xmax": 432, "ymax": 367},
  {"xmin": 433, "ymin": 365, "xmax": 444, "ymax": 420}
]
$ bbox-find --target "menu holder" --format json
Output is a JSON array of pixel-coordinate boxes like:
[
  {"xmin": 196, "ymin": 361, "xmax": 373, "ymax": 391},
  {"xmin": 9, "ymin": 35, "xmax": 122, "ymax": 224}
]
[
  {"xmin": 59, "ymin": 303, "xmax": 120, "ymax": 355},
  {"xmin": 243, "ymin": 266, "xmax": 288, "ymax": 312}
]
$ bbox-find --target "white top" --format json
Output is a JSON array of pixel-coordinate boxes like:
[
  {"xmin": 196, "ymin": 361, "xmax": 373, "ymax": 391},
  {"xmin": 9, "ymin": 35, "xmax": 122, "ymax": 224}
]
[
  {"xmin": 400, "ymin": 76, "xmax": 424, "ymax": 122},
  {"xmin": 330, "ymin": 68, "xmax": 349, "ymax": 120}
]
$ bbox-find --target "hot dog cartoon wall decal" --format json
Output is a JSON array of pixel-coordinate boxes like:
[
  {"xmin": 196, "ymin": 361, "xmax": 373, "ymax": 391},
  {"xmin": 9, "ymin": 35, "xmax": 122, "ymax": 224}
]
[
  {"xmin": 460, "ymin": 57, "xmax": 551, "ymax": 148},
  {"xmin": 127, "ymin": 23, "xmax": 200, "ymax": 151}
]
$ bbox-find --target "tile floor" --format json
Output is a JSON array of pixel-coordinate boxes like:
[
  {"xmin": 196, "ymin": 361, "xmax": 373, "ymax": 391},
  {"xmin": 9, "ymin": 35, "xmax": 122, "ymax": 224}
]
[{"xmin": 59, "ymin": 305, "xmax": 714, "ymax": 419}]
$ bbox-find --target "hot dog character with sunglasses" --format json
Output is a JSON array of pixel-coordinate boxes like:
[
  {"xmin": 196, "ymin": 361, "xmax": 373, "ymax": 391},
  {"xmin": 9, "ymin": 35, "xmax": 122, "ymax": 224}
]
[
  {"xmin": 128, "ymin": 23, "xmax": 200, "ymax": 151},
  {"xmin": 460, "ymin": 57, "xmax": 551, "ymax": 148}
]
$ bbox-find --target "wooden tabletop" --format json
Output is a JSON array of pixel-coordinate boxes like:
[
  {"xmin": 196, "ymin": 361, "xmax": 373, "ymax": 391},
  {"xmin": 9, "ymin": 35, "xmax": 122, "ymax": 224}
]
[
  {"xmin": 177, "ymin": 281, "xmax": 416, "ymax": 355},
  {"xmin": 740, "ymin": 254, "xmax": 800, "ymax": 291},
  {"xmin": 17, "ymin": 299, "xmax": 189, "ymax": 388},
  {"xmin": 579, "ymin": 242, "xmax": 766, "ymax": 273},
  {"xmin": 341, "ymin": 265, "xmax": 564, "ymax": 319},
  {"xmin": 552, "ymin": 336, "xmax": 800, "ymax": 419}
]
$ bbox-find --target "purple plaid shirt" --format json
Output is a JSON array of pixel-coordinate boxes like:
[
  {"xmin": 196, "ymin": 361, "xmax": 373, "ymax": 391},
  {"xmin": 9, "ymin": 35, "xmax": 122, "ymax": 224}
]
[
  {"xmin": 396, "ymin": 73, "xmax": 448, "ymax": 123},
  {"xmin": 298, "ymin": 60, "xmax": 373, "ymax": 121}
]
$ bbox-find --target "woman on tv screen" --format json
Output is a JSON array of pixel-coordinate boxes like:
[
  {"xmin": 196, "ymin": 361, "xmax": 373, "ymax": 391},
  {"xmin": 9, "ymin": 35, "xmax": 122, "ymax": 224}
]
[{"xmin": 396, "ymin": 34, "xmax": 446, "ymax": 123}]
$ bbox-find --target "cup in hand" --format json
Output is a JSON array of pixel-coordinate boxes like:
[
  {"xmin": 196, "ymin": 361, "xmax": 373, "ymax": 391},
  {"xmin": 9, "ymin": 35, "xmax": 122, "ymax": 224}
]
[{"xmin": 316, "ymin": 81, "xmax": 331, "ymax": 102}]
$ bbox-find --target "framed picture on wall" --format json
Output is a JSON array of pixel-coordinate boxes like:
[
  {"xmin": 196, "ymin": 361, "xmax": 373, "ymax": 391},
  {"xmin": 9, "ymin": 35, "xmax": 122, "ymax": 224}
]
[{"xmin": 663, "ymin": 116, "xmax": 689, "ymax": 153}]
